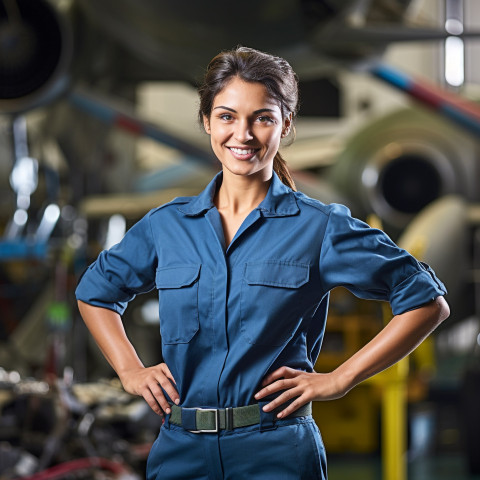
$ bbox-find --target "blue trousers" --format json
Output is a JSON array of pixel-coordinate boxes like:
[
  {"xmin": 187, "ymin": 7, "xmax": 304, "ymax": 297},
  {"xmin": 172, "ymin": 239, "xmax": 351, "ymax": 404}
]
[{"xmin": 146, "ymin": 416, "xmax": 327, "ymax": 479}]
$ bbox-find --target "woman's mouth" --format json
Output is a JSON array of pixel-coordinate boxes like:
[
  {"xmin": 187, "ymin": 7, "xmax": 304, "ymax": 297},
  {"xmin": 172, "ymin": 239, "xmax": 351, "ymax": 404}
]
[{"xmin": 227, "ymin": 147, "xmax": 259, "ymax": 160}]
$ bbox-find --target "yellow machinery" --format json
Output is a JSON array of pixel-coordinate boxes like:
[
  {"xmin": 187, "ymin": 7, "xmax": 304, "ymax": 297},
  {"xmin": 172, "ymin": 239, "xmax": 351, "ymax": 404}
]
[
  {"xmin": 313, "ymin": 213, "xmax": 437, "ymax": 480},
  {"xmin": 313, "ymin": 290, "xmax": 383, "ymax": 454},
  {"xmin": 313, "ymin": 288, "xmax": 410, "ymax": 480}
]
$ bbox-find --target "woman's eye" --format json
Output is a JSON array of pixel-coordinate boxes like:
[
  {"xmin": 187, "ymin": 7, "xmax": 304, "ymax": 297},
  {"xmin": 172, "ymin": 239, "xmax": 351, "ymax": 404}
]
[
  {"xmin": 220, "ymin": 113, "xmax": 233, "ymax": 121},
  {"xmin": 257, "ymin": 115, "xmax": 274, "ymax": 124}
]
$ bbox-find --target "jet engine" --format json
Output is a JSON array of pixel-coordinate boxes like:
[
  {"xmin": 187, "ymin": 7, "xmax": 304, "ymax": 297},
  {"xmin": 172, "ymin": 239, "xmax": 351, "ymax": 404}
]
[
  {"xmin": 0, "ymin": 0, "xmax": 73, "ymax": 114},
  {"xmin": 328, "ymin": 107, "xmax": 480, "ymax": 232}
]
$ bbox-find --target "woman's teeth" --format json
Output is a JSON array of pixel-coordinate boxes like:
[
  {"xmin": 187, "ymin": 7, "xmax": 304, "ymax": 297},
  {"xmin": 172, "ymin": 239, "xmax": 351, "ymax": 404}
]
[{"xmin": 229, "ymin": 147, "xmax": 256, "ymax": 155}]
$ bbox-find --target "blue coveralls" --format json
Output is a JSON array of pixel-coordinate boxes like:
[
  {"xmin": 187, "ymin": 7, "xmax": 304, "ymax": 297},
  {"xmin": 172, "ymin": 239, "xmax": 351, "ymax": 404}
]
[{"xmin": 75, "ymin": 171, "xmax": 446, "ymax": 479}]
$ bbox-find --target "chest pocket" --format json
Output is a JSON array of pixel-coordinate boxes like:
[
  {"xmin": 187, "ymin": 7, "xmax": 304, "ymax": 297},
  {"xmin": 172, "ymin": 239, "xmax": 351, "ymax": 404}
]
[
  {"xmin": 240, "ymin": 261, "xmax": 310, "ymax": 346},
  {"xmin": 155, "ymin": 264, "xmax": 201, "ymax": 344}
]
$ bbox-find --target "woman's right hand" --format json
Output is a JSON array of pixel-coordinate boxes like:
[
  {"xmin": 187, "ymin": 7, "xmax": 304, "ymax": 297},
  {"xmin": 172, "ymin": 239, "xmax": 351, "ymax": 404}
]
[
  {"xmin": 76, "ymin": 302, "xmax": 180, "ymax": 416},
  {"xmin": 118, "ymin": 363, "xmax": 179, "ymax": 416}
]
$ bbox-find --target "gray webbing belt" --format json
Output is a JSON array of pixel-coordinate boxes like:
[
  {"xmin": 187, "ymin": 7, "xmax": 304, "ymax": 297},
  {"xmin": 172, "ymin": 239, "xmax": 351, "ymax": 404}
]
[{"xmin": 169, "ymin": 402, "xmax": 312, "ymax": 433}]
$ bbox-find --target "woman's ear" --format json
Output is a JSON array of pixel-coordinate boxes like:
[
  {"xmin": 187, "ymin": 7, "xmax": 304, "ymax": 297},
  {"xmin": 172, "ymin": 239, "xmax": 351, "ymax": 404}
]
[
  {"xmin": 203, "ymin": 115, "xmax": 211, "ymax": 134},
  {"xmin": 282, "ymin": 113, "xmax": 293, "ymax": 138}
]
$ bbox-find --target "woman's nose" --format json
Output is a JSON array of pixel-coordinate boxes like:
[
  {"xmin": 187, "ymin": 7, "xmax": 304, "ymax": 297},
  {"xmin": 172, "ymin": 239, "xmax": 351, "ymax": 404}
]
[{"xmin": 234, "ymin": 120, "xmax": 253, "ymax": 143}]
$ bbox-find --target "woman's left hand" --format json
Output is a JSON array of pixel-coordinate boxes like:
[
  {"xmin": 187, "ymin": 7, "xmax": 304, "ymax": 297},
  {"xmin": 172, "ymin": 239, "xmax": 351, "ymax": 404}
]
[
  {"xmin": 254, "ymin": 366, "xmax": 347, "ymax": 418},
  {"xmin": 256, "ymin": 298, "xmax": 450, "ymax": 419}
]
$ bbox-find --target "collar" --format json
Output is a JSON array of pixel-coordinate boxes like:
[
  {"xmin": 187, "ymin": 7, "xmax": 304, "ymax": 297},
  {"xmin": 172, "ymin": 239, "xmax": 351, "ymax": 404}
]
[{"xmin": 178, "ymin": 171, "xmax": 299, "ymax": 217}]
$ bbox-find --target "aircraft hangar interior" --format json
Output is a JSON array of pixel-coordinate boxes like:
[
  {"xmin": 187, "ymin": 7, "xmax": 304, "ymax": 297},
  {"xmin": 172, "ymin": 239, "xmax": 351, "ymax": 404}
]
[{"xmin": 1, "ymin": 0, "xmax": 480, "ymax": 479}]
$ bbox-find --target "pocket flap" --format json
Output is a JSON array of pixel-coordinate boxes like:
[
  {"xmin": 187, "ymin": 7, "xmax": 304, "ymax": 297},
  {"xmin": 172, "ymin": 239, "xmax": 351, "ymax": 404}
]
[
  {"xmin": 156, "ymin": 264, "xmax": 201, "ymax": 289},
  {"xmin": 244, "ymin": 261, "xmax": 309, "ymax": 288}
]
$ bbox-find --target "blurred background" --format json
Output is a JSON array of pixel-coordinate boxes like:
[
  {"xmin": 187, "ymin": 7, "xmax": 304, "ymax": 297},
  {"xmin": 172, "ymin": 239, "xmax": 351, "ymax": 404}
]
[{"xmin": 1, "ymin": 0, "xmax": 480, "ymax": 478}]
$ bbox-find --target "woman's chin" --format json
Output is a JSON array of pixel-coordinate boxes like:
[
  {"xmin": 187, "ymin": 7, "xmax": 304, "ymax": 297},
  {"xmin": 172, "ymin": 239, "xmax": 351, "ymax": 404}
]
[{"xmin": 221, "ymin": 161, "xmax": 272, "ymax": 179}]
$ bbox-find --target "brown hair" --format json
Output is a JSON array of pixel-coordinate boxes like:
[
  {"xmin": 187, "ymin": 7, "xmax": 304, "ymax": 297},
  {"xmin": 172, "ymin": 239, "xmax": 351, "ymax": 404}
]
[{"xmin": 198, "ymin": 46, "xmax": 298, "ymax": 190}]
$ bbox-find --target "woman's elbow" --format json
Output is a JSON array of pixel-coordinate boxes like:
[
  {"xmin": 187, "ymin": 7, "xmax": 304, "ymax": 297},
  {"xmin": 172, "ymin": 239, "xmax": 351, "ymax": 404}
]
[{"xmin": 433, "ymin": 295, "xmax": 450, "ymax": 325}]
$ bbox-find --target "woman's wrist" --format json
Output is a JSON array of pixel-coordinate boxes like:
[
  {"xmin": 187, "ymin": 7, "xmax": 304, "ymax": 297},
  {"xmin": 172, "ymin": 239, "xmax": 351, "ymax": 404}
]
[{"xmin": 330, "ymin": 364, "xmax": 358, "ymax": 397}]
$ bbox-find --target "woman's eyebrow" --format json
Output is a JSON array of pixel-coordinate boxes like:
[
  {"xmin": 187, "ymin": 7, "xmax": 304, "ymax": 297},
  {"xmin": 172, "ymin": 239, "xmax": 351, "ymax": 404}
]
[
  {"xmin": 213, "ymin": 106, "xmax": 236, "ymax": 112},
  {"xmin": 213, "ymin": 106, "xmax": 278, "ymax": 114},
  {"xmin": 253, "ymin": 108, "xmax": 277, "ymax": 114}
]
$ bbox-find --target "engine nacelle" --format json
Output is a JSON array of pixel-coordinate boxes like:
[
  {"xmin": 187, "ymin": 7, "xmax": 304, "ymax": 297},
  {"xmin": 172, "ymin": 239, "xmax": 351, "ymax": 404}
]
[
  {"xmin": 0, "ymin": 0, "xmax": 73, "ymax": 114},
  {"xmin": 328, "ymin": 107, "xmax": 480, "ymax": 231}
]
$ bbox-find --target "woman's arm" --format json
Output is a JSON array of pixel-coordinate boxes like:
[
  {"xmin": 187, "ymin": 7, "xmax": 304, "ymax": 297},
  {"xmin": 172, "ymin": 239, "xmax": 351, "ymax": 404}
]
[
  {"xmin": 77, "ymin": 300, "xmax": 179, "ymax": 415},
  {"xmin": 255, "ymin": 296, "xmax": 449, "ymax": 417}
]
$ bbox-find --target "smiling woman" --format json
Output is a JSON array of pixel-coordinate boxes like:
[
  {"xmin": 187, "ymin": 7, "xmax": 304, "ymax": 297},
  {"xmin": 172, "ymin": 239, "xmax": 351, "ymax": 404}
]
[
  {"xmin": 203, "ymin": 78, "xmax": 287, "ymax": 181},
  {"xmin": 198, "ymin": 46, "xmax": 298, "ymax": 190},
  {"xmin": 201, "ymin": 77, "xmax": 292, "ymax": 245},
  {"xmin": 76, "ymin": 46, "xmax": 449, "ymax": 480}
]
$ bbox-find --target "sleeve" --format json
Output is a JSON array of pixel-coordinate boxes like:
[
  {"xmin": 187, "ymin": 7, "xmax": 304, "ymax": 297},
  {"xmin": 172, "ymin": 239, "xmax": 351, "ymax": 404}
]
[
  {"xmin": 75, "ymin": 212, "xmax": 157, "ymax": 315},
  {"xmin": 319, "ymin": 204, "xmax": 447, "ymax": 315}
]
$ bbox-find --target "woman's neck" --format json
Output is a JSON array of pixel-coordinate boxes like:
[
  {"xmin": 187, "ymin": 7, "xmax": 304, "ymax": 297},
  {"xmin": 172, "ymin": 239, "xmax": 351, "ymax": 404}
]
[{"xmin": 215, "ymin": 169, "xmax": 272, "ymax": 215}]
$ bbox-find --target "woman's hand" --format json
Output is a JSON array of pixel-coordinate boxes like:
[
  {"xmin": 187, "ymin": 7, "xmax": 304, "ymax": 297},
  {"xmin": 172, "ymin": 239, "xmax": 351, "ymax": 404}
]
[
  {"xmin": 254, "ymin": 366, "xmax": 348, "ymax": 418},
  {"xmin": 256, "ymin": 297, "xmax": 449, "ymax": 419},
  {"xmin": 77, "ymin": 303, "xmax": 180, "ymax": 417},
  {"xmin": 119, "ymin": 362, "xmax": 179, "ymax": 416}
]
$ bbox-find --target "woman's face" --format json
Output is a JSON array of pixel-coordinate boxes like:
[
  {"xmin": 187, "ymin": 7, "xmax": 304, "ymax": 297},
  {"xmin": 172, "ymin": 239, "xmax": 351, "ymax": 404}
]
[{"xmin": 203, "ymin": 77, "xmax": 290, "ymax": 180}]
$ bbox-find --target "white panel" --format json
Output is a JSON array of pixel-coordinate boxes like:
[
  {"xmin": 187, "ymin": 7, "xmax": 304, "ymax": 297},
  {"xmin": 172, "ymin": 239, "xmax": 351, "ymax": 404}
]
[{"xmin": 464, "ymin": 0, "xmax": 480, "ymax": 85}]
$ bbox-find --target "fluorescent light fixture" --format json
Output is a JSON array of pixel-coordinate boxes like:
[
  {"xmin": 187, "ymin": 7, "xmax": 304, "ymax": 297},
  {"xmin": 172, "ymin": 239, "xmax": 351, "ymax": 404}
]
[{"xmin": 445, "ymin": 35, "xmax": 464, "ymax": 87}]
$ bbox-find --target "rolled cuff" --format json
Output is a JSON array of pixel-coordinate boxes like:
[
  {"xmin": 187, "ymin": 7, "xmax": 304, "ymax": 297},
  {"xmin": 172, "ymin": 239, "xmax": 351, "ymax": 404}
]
[
  {"xmin": 389, "ymin": 264, "xmax": 447, "ymax": 316},
  {"xmin": 75, "ymin": 265, "xmax": 133, "ymax": 315}
]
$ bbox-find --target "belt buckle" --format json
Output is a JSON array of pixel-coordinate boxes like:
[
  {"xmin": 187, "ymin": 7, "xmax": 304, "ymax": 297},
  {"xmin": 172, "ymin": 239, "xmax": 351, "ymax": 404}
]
[{"xmin": 190, "ymin": 408, "xmax": 219, "ymax": 433}]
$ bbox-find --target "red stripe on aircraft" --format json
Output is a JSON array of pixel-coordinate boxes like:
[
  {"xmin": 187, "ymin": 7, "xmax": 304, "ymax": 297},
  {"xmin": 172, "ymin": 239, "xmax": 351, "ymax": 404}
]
[
  {"xmin": 115, "ymin": 115, "xmax": 143, "ymax": 135},
  {"xmin": 411, "ymin": 81, "xmax": 480, "ymax": 122}
]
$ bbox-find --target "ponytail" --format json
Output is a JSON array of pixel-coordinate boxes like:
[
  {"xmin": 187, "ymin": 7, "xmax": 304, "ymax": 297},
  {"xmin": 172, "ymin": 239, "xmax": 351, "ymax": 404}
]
[{"xmin": 273, "ymin": 152, "xmax": 296, "ymax": 191}]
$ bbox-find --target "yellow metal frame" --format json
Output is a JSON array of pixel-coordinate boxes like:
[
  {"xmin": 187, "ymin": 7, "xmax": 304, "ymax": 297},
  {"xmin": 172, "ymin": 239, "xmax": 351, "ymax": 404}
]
[
  {"xmin": 366, "ymin": 214, "xmax": 410, "ymax": 480},
  {"xmin": 368, "ymin": 355, "xmax": 409, "ymax": 480}
]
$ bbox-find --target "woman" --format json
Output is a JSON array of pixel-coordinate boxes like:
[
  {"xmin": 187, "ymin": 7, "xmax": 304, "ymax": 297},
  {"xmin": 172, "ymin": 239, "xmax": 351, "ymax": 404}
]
[{"xmin": 76, "ymin": 46, "xmax": 449, "ymax": 479}]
